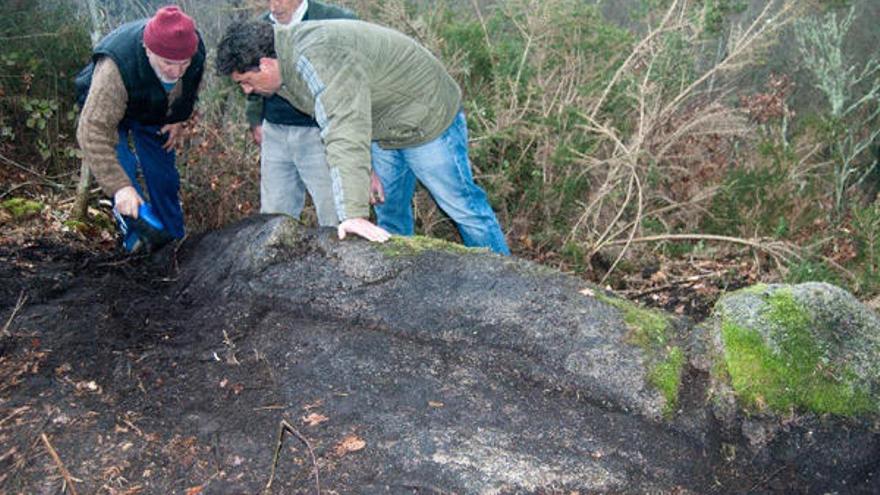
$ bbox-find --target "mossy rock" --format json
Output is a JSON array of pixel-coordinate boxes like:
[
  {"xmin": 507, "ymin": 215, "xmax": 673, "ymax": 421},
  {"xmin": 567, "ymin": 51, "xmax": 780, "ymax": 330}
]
[
  {"xmin": 598, "ymin": 294, "xmax": 684, "ymax": 416},
  {"xmin": 1, "ymin": 198, "xmax": 44, "ymax": 219},
  {"xmin": 378, "ymin": 235, "xmax": 483, "ymax": 257},
  {"xmin": 712, "ymin": 282, "xmax": 880, "ymax": 417}
]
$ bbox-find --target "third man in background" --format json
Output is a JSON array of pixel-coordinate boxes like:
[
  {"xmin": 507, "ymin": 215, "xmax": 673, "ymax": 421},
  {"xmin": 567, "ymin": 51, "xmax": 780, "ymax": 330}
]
[{"xmin": 247, "ymin": 0, "xmax": 356, "ymax": 226}]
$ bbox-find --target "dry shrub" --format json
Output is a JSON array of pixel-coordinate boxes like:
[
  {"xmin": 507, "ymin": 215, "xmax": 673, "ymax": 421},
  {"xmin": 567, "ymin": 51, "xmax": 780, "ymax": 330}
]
[
  {"xmin": 567, "ymin": 0, "xmax": 804, "ymax": 279},
  {"xmin": 178, "ymin": 75, "xmax": 260, "ymax": 232}
]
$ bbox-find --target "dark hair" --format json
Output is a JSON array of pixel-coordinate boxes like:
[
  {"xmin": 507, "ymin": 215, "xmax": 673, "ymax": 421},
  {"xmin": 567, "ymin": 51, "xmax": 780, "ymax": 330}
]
[{"xmin": 215, "ymin": 21, "xmax": 276, "ymax": 75}]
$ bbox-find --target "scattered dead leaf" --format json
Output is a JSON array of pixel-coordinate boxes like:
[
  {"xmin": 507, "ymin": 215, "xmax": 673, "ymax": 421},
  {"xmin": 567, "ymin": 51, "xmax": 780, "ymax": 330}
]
[
  {"xmin": 185, "ymin": 485, "xmax": 204, "ymax": 495},
  {"xmin": 54, "ymin": 363, "xmax": 72, "ymax": 376},
  {"xmin": 334, "ymin": 434, "xmax": 366, "ymax": 456},
  {"xmin": 579, "ymin": 288, "xmax": 595, "ymax": 297},
  {"xmin": 428, "ymin": 401, "xmax": 444, "ymax": 408},
  {"xmin": 302, "ymin": 413, "xmax": 329, "ymax": 427},
  {"xmin": 75, "ymin": 380, "xmax": 102, "ymax": 394}
]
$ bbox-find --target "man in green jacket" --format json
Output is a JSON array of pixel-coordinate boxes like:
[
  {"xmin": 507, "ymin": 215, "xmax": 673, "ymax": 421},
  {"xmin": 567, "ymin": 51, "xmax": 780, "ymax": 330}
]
[
  {"xmin": 245, "ymin": 0, "xmax": 355, "ymax": 227},
  {"xmin": 216, "ymin": 19, "xmax": 510, "ymax": 254}
]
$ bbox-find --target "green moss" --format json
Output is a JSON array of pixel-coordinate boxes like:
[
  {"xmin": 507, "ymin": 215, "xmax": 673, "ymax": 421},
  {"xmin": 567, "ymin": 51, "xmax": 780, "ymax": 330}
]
[
  {"xmin": 598, "ymin": 294, "xmax": 683, "ymax": 415},
  {"xmin": 649, "ymin": 346, "xmax": 685, "ymax": 416},
  {"xmin": 62, "ymin": 219, "xmax": 86, "ymax": 232},
  {"xmin": 720, "ymin": 290, "xmax": 876, "ymax": 416},
  {"xmin": 378, "ymin": 235, "xmax": 482, "ymax": 257},
  {"xmin": 1, "ymin": 198, "xmax": 43, "ymax": 218},
  {"xmin": 598, "ymin": 294, "xmax": 670, "ymax": 348}
]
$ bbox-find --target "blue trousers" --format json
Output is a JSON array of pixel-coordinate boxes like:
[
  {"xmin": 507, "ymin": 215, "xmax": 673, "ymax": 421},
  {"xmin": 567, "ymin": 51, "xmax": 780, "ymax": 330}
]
[
  {"xmin": 114, "ymin": 119, "xmax": 185, "ymax": 238},
  {"xmin": 371, "ymin": 111, "xmax": 510, "ymax": 255}
]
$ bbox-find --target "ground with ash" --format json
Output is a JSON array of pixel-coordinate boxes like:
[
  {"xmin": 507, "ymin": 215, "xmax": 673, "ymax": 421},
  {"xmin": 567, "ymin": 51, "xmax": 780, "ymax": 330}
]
[{"xmin": 0, "ymin": 221, "xmax": 876, "ymax": 494}]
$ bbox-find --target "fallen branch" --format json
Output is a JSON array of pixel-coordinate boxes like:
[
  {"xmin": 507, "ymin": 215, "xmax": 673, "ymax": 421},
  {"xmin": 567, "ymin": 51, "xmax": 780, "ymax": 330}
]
[
  {"xmin": 0, "ymin": 406, "xmax": 31, "ymax": 428},
  {"xmin": 621, "ymin": 271, "xmax": 725, "ymax": 298},
  {"xmin": 2, "ymin": 291, "xmax": 27, "ymax": 337},
  {"xmin": 0, "ymin": 183, "xmax": 38, "ymax": 200},
  {"xmin": 40, "ymin": 433, "xmax": 79, "ymax": 495},
  {"xmin": 0, "ymin": 152, "xmax": 64, "ymax": 189},
  {"xmin": 605, "ymin": 234, "xmax": 802, "ymax": 264},
  {"xmin": 264, "ymin": 419, "xmax": 320, "ymax": 495}
]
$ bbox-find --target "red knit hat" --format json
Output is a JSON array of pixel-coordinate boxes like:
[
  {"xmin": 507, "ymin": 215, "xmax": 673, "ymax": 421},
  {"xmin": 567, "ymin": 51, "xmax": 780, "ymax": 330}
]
[{"xmin": 143, "ymin": 6, "xmax": 198, "ymax": 61}]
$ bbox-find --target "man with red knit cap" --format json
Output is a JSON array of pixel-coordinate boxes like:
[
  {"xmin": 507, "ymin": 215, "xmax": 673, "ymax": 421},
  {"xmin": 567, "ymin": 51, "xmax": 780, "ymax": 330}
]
[{"xmin": 76, "ymin": 6, "xmax": 205, "ymax": 252}]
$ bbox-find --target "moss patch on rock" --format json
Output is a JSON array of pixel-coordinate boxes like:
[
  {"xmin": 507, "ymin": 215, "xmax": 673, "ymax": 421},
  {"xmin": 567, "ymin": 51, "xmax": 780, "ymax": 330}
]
[
  {"xmin": 719, "ymin": 288, "xmax": 876, "ymax": 416},
  {"xmin": 599, "ymin": 294, "xmax": 671, "ymax": 348},
  {"xmin": 2, "ymin": 198, "xmax": 43, "ymax": 219},
  {"xmin": 648, "ymin": 347, "xmax": 685, "ymax": 413},
  {"xmin": 378, "ymin": 235, "xmax": 482, "ymax": 257},
  {"xmin": 598, "ymin": 294, "xmax": 683, "ymax": 415}
]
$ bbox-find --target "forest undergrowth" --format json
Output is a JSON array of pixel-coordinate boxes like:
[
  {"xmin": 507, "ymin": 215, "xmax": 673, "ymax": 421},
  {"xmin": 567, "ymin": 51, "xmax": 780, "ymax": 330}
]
[{"xmin": 2, "ymin": 0, "xmax": 879, "ymax": 319}]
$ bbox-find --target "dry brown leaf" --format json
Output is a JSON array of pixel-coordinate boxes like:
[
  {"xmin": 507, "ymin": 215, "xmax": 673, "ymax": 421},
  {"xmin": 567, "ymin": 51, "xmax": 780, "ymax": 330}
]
[
  {"xmin": 185, "ymin": 485, "xmax": 204, "ymax": 495},
  {"xmin": 75, "ymin": 380, "xmax": 102, "ymax": 394},
  {"xmin": 428, "ymin": 401, "xmax": 444, "ymax": 408},
  {"xmin": 302, "ymin": 413, "xmax": 329, "ymax": 427},
  {"xmin": 334, "ymin": 434, "xmax": 366, "ymax": 456}
]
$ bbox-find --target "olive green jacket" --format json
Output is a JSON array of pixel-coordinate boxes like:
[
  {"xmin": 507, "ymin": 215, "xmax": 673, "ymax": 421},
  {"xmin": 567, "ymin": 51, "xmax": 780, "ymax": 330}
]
[
  {"xmin": 244, "ymin": 0, "xmax": 356, "ymax": 128},
  {"xmin": 273, "ymin": 19, "xmax": 462, "ymax": 220}
]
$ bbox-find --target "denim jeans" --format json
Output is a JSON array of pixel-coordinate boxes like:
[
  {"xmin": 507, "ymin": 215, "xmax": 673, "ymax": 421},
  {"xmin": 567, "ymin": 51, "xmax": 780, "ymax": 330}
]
[
  {"xmin": 371, "ymin": 111, "xmax": 510, "ymax": 255},
  {"xmin": 260, "ymin": 122, "xmax": 339, "ymax": 226},
  {"xmin": 115, "ymin": 119, "xmax": 185, "ymax": 238}
]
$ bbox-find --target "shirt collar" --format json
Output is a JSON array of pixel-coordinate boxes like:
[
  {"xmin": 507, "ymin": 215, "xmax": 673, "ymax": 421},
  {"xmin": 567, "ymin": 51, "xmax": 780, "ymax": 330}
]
[{"xmin": 270, "ymin": 0, "xmax": 309, "ymax": 27}]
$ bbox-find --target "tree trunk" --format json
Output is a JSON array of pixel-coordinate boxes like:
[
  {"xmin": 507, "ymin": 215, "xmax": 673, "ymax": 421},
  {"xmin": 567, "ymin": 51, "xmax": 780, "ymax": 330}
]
[{"xmin": 72, "ymin": 0, "xmax": 104, "ymax": 221}]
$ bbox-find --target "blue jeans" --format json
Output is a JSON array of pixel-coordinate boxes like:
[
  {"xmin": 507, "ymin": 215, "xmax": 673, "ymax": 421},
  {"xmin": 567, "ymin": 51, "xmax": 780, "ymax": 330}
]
[
  {"xmin": 259, "ymin": 122, "xmax": 338, "ymax": 226},
  {"xmin": 115, "ymin": 119, "xmax": 185, "ymax": 238},
  {"xmin": 371, "ymin": 111, "xmax": 510, "ymax": 255}
]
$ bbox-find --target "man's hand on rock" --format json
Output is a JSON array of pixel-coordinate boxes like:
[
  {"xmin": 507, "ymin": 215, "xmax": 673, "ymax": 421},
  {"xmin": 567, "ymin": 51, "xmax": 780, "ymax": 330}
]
[
  {"xmin": 251, "ymin": 125, "xmax": 263, "ymax": 145},
  {"xmin": 337, "ymin": 218, "xmax": 391, "ymax": 243},
  {"xmin": 114, "ymin": 186, "xmax": 143, "ymax": 218}
]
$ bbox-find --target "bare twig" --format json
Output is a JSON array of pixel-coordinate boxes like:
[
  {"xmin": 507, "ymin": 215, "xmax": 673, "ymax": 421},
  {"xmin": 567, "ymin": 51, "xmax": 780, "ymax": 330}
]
[
  {"xmin": 599, "ymin": 166, "xmax": 644, "ymax": 284},
  {"xmin": 470, "ymin": 0, "xmax": 493, "ymax": 52},
  {"xmin": 605, "ymin": 233, "xmax": 802, "ymax": 264},
  {"xmin": 0, "ymin": 32, "xmax": 63, "ymax": 41},
  {"xmin": 0, "ymin": 406, "xmax": 31, "ymax": 428},
  {"xmin": 0, "ymin": 153, "xmax": 64, "ymax": 189},
  {"xmin": 264, "ymin": 419, "xmax": 320, "ymax": 495},
  {"xmin": 40, "ymin": 434, "xmax": 80, "ymax": 495},
  {"xmin": 0, "ymin": 183, "xmax": 38, "ymax": 200},
  {"xmin": 621, "ymin": 271, "xmax": 726, "ymax": 298},
  {"xmin": 58, "ymin": 187, "xmax": 103, "ymax": 206},
  {"xmin": 2, "ymin": 291, "xmax": 27, "ymax": 337}
]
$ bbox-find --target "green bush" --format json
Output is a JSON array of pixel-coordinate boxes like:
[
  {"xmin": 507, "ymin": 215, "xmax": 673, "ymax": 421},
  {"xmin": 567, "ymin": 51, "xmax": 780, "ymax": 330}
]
[
  {"xmin": 0, "ymin": 0, "xmax": 90, "ymax": 173},
  {"xmin": 851, "ymin": 202, "xmax": 880, "ymax": 292}
]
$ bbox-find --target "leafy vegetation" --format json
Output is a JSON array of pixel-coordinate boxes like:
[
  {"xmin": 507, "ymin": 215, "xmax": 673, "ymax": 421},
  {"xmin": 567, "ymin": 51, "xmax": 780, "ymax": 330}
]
[{"xmin": 0, "ymin": 0, "xmax": 90, "ymax": 173}]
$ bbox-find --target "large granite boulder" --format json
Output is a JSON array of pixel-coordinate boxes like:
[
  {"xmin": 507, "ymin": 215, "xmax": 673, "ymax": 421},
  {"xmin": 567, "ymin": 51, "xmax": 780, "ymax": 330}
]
[
  {"xmin": 4, "ymin": 216, "xmax": 877, "ymax": 493},
  {"xmin": 174, "ymin": 215, "xmax": 879, "ymax": 493}
]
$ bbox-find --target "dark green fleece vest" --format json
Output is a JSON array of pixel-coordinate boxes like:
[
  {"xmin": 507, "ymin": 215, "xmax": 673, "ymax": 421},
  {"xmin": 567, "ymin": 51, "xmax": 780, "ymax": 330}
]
[{"xmin": 76, "ymin": 19, "xmax": 205, "ymax": 126}]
